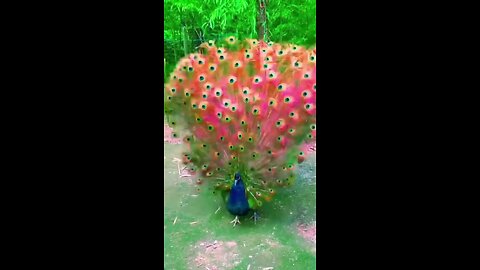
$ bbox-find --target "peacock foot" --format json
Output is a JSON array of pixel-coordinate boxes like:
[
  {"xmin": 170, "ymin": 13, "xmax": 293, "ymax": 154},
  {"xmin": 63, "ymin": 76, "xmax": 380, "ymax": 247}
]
[
  {"xmin": 230, "ymin": 216, "xmax": 241, "ymax": 227},
  {"xmin": 250, "ymin": 211, "xmax": 260, "ymax": 224}
]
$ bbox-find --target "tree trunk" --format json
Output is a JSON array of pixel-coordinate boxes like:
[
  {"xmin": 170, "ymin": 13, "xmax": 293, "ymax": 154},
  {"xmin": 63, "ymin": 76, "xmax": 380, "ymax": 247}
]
[
  {"xmin": 182, "ymin": 26, "xmax": 188, "ymax": 55},
  {"xmin": 257, "ymin": 0, "xmax": 267, "ymax": 41}
]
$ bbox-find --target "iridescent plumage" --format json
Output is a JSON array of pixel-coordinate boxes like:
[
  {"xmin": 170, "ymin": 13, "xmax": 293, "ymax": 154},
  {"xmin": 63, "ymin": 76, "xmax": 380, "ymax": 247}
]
[{"xmin": 165, "ymin": 37, "xmax": 316, "ymax": 223}]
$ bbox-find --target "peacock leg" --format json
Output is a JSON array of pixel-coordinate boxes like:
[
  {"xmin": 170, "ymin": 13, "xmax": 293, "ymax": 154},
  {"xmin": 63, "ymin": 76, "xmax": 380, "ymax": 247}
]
[
  {"xmin": 250, "ymin": 211, "xmax": 260, "ymax": 224},
  {"xmin": 230, "ymin": 216, "xmax": 241, "ymax": 227}
]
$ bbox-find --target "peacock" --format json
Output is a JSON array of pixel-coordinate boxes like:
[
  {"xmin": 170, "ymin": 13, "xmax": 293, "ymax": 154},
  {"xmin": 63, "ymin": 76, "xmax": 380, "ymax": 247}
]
[{"xmin": 164, "ymin": 37, "xmax": 316, "ymax": 226}]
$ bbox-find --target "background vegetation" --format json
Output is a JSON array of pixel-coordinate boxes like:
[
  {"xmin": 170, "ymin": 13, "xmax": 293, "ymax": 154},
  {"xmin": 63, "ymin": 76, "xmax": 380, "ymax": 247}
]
[{"xmin": 164, "ymin": 0, "xmax": 316, "ymax": 79}]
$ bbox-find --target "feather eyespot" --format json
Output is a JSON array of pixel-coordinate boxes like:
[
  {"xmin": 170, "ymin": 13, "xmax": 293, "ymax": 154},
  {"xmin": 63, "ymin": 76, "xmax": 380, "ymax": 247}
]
[
  {"xmin": 310, "ymin": 124, "xmax": 316, "ymax": 130},
  {"xmin": 302, "ymin": 90, "xmax": 311, "ymax": 98},
  {"xmin": 208, "ymin": 125, "xmax": 214, "ymax": 131}
]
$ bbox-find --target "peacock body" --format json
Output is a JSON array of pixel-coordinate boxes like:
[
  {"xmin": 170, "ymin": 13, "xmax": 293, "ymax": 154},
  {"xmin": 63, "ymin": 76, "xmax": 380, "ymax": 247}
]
[{"xmin": 164, "ymin": 37, "xmax": 316, "ymax": 225}]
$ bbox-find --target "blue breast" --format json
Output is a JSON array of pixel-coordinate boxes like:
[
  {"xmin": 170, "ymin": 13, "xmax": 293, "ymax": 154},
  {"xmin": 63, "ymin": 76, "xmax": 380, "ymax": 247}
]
[{"xmin": 226, "ymin": 173, "xmax": 250, "ymax": 216}]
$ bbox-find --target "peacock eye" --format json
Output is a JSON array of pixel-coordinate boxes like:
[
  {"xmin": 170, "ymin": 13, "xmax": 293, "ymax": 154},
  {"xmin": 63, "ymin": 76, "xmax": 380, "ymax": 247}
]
[
  {"xmin": 293, "ymin": 46, "xmax": 297, "ymax": 50},
  {"xmin": 229, "ymin": 37, "xmax": 234, "ymax": 42},
  {"xmin": 302, "ymin": 91, "xmax": 308, "ymax": 97},
  {"xmin": 188, "ymin": 67, "xmax": 193, "ymax": 72},
  {"xmin": 206, "ymin": 85, "xmax": 211, "ymax": 89},
  {"xmin": 305, "ymin": 104, "xmax": 312, "ymax": 109},
  {"xmin": 277, "ymin": 84, "xmax": 284, "ymax": 90},
  {"xmin": 208, "ymin": 125, "xmax": 214, "ymax": 131},
  {"xmin": 220, "ymin": 136, "xmax": 224, "ymax": 141},
  {"xmin": 201, "ymin": 104, "xmax": 207, "ymax": 109},
  {"xmin": 304, "ymin": 73, "xmax": 310, "ymax": 79},
  {"xmin": 299, "ymin": 151, "xmax": 304, "ymax": 156},
  {"xmin": 234, "ymin": 62, "xmax": 240, "ymax": 67},
  {"xmin": 192, "ymin": 104, "xmax": 197, "ymax": 109},
  {"xmin": 217, "ymin": 49, "xmax": 222, "ymax": 53},
  {"xmin": 216, "ymin": 91, "xmax": 221, "ymax": 96},
  {"xmin": 196, "ymin": 117, "xmax": 201, "ymax": 122},
  {"xmin": 244, "ymin": 97, "xmax": 249, "ymax": 103},
  {"xmin": 199, "ymin": 76, "xmax": 205, "ymax": 81},
  {"xmin": 243, "ymin": 90, "xmax": 248, "ymax": 94},
  {"xmin": 310, "ymin": 124, "xmax": 316, "ymax": 130},
  {"xmin": 310, "ymin": 56, "xmax": 315, "ymax": 61},
  {"xmin": 199, "ymin": 60, "xmax": 203, "ymax": 64},
  {"xmin": 263, "ymin": 64, "xmax": 268, "ymax": 69},
  {"xmin": 219, "ymin": 55, "xmax": 225, "ymax": 60},
  {"xmin": 171, "ymin": 88, "xmax": 176, "ymax": 93},
  {"xmin": 229, "ymin": 78, "xmax": 235, "ymax": 83},
  {"xmin": 185, "ymin": 92, "xmax": 190, "ymax": 97},
  {"xmin": 224, "ymin": 102, "xmax": 229, "ymax": 107},
  {"xmin": 248, "ymin": 137, "xmax": 253, "ymax": 142},
  {"xmin": 202, "ymin": 94, "xmax": 207, "ymax": 98},
  {"xmin": 246, "ymin": 54, "xmax": 251, "ymax": 58},
  {"xmin": 278, "ymin": 50, "xmax": 283, "ymax": 55},
  {"xmin": 231, "ymin": 106, "xmax": 236, "ymax": 111},
  {"xmin": 210, "ymin": 66, "xmax": 216, "ymax": 71},
  {"xmin": 241, "ymin": 120, "xmax": 245, "ymax": 125},
  {"xmin": 217, "ymin": 112, "xmax": 222, "ymax": 118},
  {"xmin": 167, "ymin": 96, "xmax": 172, "ymax": 100},
  {"xmin": 202, "ymin": 144, "xmax": 207, "ymax": 148},
  {"xmin": 284, "ymin": 97, "xmax": 291, "ymax": 103},
  {"xmin": 289, "ymin": 112, "xmax": 295, "ymax": 117}
]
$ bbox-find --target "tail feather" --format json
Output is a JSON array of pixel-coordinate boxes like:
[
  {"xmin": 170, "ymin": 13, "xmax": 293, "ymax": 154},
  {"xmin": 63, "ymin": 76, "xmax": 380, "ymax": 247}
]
[{"xmin": 165, "ymin": 37, "xmax": 316, "ymax": 207}]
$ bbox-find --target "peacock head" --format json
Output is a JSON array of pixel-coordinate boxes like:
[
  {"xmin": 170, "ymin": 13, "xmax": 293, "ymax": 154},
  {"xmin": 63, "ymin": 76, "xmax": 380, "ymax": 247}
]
[{"xmin": 234, "ymin": 172, "xmax": 242, "ymax": 186}]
